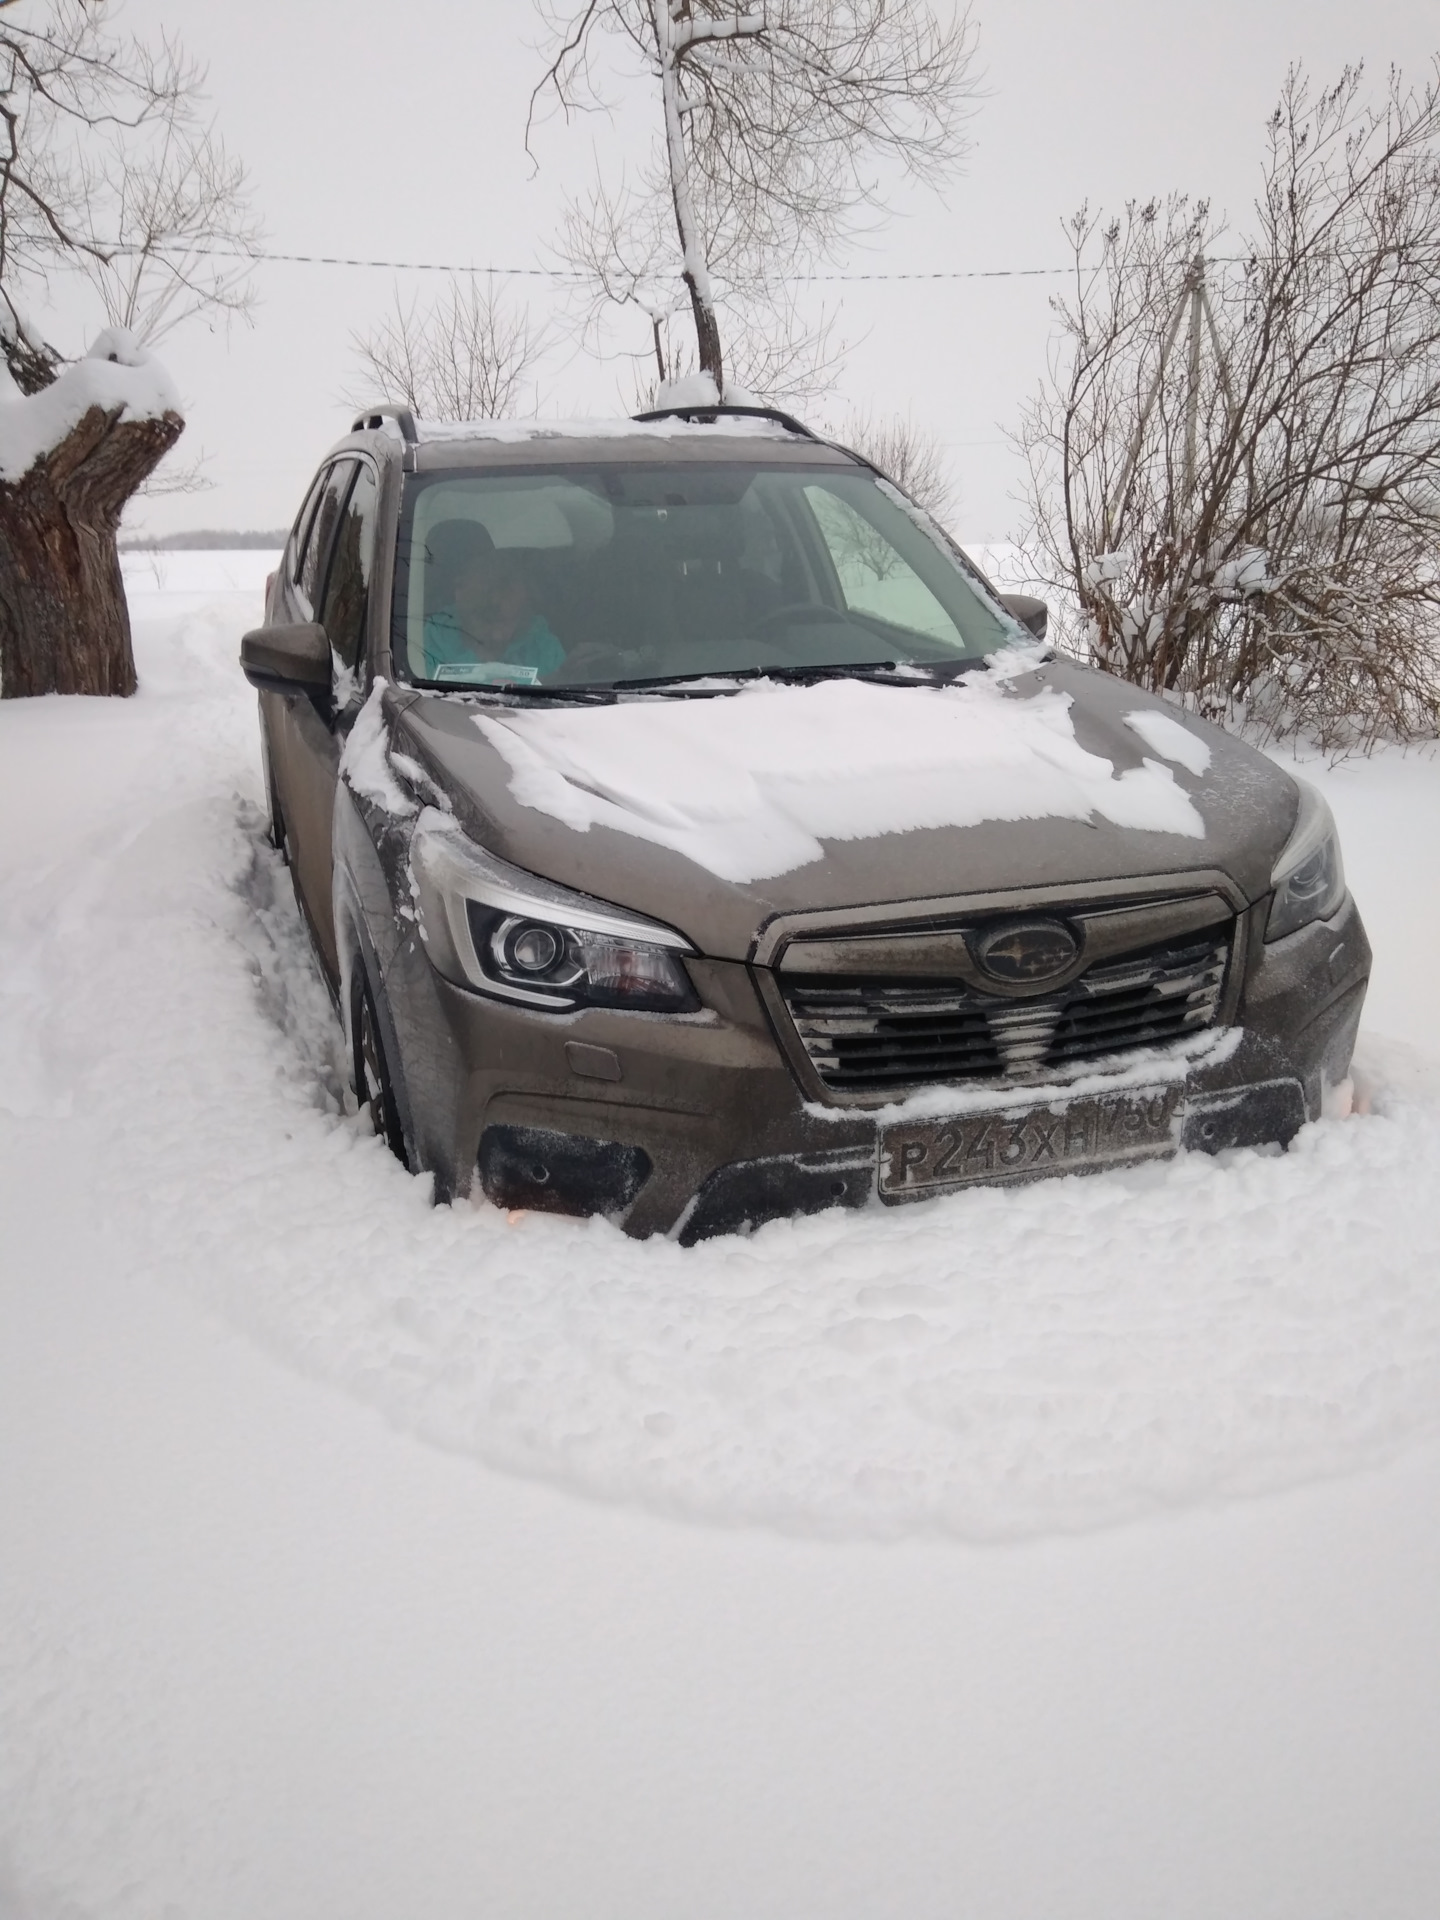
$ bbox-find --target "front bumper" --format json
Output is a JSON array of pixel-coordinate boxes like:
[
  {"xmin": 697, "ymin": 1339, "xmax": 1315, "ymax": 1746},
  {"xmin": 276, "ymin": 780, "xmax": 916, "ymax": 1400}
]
[{"xmin": 383, "ymin": 893, "xmax": 1370, "ymax": 1241}]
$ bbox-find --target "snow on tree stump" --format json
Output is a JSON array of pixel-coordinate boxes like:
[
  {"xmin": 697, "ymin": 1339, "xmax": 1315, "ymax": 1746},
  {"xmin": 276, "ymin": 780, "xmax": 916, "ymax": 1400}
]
[{"xmin": 0, "ymin": 330, "xmax": 183, "ymax": 700}]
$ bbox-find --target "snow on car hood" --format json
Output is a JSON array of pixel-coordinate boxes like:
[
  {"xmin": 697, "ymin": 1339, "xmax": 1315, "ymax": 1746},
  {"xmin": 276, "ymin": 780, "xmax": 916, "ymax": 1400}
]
[
  {"xmin": 393, "ymin": 660, "xmax": 1296, "ymax": 960},
  {"xmin": 473, "ymin": 671, "xmax": 1205, "ymax": 886}
]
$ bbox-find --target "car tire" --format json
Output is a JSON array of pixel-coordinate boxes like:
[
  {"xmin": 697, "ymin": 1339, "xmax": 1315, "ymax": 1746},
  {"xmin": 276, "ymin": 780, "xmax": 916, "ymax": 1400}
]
[{"xmin": 352, "ymin": 969, "xmax": 407, "ymax": 1165}]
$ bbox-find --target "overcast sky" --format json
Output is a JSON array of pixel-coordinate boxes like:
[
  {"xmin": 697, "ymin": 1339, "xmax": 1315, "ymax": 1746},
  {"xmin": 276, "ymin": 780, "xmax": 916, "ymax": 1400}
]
[{"xmin": 54, "ymin": 0, "xmax": 1437, "ymax": 542}]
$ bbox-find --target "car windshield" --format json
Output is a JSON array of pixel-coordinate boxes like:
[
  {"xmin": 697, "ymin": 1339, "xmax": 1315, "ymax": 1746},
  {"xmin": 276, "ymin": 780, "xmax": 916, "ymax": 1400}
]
[{"xmin": 391, "ymin": 461, "xmax": 1024, "ymax": 693}]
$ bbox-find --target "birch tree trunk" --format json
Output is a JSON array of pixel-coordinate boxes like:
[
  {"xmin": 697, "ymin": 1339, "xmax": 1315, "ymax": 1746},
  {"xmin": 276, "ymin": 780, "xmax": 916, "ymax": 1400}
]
[
  {"xmin": 653, "ymin": 0, "xmax": 725, "ymax": 394},
  {"xmin": 0, "ymin": 401, "xmax": 183, "ymax": 699}
]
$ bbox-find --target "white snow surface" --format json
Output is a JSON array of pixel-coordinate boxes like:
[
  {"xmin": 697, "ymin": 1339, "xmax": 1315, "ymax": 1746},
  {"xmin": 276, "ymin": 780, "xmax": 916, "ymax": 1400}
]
[
  {"xmin": 4, "ymin": 553, "xmax": 1440, "ymax": 1915},
  {"xmin": 0, "ymin": 559, "xmax": 1435, "ymax": 1539},
  {"xmin": 477, "ymin": 672, "xmax": 1205, "ymax": 883},
  {"xmin": 414, "ymin": 409, "xmax": 798, "ymax": 443},
  {"xmin": 1125, "ymin": 704, "xmax": 1214, "ymax": 774},
  {"xmin": 0, "ymin": 328, "xmax": 178, "ymax": 482},
  {"xmin": 338, "ymin": 677, "xmax": 416, "ymax": 816}
]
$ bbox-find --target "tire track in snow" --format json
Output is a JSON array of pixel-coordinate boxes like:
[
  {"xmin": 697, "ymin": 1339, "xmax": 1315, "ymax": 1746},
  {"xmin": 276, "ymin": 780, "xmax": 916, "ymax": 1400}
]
[{"xmin": 5, "ymin": 589, "xmax": 1440, "ymax": 1541}]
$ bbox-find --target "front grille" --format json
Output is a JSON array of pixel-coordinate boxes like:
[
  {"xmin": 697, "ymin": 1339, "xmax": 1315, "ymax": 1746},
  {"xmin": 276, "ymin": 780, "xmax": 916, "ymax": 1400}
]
[{"xmin": 780, "ymin": 932, "xmax": 1230, "ymax": 1093}]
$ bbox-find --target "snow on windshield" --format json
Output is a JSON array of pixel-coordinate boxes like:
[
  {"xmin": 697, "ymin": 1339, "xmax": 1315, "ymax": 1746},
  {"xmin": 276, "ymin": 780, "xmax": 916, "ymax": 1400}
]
[{"xmin": 475, "ymin": 671, "xmax": 1205, "ymax": 882}]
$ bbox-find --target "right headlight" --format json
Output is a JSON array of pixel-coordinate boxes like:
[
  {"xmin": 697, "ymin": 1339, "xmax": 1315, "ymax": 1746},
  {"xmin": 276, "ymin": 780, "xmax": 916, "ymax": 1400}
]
[
  {"xmin": 408, "ymin": 810, "xmax": 700, "ymax": 1013},
  {"xmin": 1266, "ymin": 779, "xmax": 1347, "ymax": 942}
]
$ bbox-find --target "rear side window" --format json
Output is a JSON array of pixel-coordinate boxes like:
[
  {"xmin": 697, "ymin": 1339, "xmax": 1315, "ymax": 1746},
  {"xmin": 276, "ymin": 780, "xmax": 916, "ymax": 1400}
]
[
  {"xmin": 319, "ymin": 461, "xmax": 378, "ymax": 676},
  {"xmin": 296, "ymin": 459, "xmax": 357, "ymax": 615}
]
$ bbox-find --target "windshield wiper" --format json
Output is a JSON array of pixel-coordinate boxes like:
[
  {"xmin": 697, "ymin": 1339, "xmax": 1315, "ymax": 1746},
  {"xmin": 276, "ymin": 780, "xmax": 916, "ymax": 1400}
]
[
  {"xmin": 608, "ymin": 661, "xmax": 912, "ymax": 694},
  {"xmin": 763, "ymin": 660, "xmax": 903, "ymax": 682},
  {"xmin": 428, "ymin": 682, "xmax": 619, "ymax": 705},
  {"xmin": 483, "ymin": 659, "xmax": 993, "ymax": 701}
]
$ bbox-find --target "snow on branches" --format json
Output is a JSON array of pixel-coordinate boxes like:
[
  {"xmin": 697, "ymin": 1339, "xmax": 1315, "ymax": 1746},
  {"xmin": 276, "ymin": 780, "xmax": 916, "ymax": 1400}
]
[{"xmin": 1016, "ymin": 64, "xmax": 1440, "ymax": 751}]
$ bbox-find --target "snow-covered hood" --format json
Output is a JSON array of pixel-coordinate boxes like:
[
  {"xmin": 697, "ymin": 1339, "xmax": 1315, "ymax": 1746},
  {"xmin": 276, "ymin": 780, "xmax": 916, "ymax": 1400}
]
[{"xmin": 391, "ymin": 660, "xmax": 1298, "ymax": 960}]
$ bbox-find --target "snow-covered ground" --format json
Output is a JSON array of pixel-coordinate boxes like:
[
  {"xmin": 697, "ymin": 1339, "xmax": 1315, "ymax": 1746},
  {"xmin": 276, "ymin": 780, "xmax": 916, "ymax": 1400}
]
[{"xmin": 3, "ymin": 554, "xmax": 1440, "ymax": 1916}]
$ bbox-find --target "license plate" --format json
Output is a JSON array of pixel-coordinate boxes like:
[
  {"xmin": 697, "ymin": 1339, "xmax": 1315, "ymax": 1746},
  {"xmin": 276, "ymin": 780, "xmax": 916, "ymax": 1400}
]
[{"xmin": 879, "ymin": 1086, "xmax": 1183, "ymax": 1200}]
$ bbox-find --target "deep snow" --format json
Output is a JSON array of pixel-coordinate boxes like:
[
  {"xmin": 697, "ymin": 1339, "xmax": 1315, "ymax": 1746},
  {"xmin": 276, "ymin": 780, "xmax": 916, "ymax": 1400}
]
[
  {"xmin": 0, "ymin": 329, "xmax": 178, "ymax": 483},
  {"xmin": 3, "ymin": 551, "xmax": 1440, "ymax": 1915}
]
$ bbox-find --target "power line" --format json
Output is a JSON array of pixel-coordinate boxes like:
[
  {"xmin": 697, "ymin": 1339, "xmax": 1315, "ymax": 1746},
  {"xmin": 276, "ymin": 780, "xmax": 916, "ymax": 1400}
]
[
  {"xmin": 119, "ymin": 240, "xmax": 1439, "ymax": 282},
  {"xmin": 151, "ymin": 242, "xmax": 1078, "ymax": 282}
]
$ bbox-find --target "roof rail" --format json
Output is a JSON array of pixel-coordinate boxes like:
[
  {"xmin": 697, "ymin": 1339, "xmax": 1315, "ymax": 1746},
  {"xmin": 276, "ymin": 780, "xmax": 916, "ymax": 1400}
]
[
  {"xmin": 350, "ymin": 402, "xmax": 418, "ymax": 444},
  {"xmin": 631, "ymin": 401, "xmax": 821, "ymax": 440}
]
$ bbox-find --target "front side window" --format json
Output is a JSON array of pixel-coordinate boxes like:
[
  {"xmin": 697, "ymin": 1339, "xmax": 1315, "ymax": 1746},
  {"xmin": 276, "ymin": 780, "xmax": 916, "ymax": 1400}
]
[
  {"xmin": 297, "ymin": 459, "xmax": 356, "ymax": 616},
  {"xmin": 319, "ymin": 461, "xmax": 378, "ymax": 677},
  {"xmin": 284, "ymin": 468, "xmax": 328, "ymax": 591},
  {"xmin": 391, "ymin": 462, "xmax": 1020, "ymax": 692},
  {"xmin": 804, "ymin": 483, "xmax": 964, "ymax": 646}
]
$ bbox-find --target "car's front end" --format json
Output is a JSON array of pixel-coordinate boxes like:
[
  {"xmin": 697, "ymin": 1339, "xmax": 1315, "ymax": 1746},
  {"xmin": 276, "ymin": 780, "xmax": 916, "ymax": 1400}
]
[
  {"xmin": 326, "ymin": 419, "xmax": 1369, "ymax": 1239},
  {"xmin": 340, "ymin": 688, "xmax": 1368, "ymax": 1241}
]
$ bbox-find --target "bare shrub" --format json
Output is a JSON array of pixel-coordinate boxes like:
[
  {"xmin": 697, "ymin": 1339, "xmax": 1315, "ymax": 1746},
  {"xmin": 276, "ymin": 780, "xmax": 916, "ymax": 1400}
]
[{"xmin": 1016, "ymin": 64, "xmax": 1440, "ymax": 750}]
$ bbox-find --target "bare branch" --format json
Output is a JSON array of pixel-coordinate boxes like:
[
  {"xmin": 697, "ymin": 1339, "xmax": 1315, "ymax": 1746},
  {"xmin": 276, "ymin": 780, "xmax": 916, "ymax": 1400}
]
[
  {"xmin": 0, "ymin": 1, "xmax": 259, "ymax": 362},
  {"xmin": 837, "ymin": 407, "xmax": 957, "ymax": 523},
  {"xmin": 537, "ymin": 0, "xmax": 980, "ymax": 395},
  {"xmin": 349, "ymin": 278, "xmax": 547, "ymax": 421}
]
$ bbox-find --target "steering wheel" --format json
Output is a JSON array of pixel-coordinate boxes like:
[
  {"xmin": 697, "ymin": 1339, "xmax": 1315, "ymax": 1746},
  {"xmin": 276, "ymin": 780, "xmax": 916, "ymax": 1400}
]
[{"xmin": 551, "ymin": 641, "xmax": 643, "ymax": 684}]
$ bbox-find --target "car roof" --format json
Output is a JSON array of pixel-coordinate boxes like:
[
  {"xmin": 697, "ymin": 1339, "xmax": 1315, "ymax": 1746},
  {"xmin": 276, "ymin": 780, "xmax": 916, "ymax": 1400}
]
[{"xmin": 328, "ymin": 412, "xmax": 865, "ymax": 474}]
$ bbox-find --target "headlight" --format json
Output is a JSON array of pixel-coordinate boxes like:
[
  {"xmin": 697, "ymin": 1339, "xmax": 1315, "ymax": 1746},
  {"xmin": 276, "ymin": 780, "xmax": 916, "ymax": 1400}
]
[
  {"xmin": 409, "ymin": 810, "xmax": 700, "ymax": 1012},
  {"xmin": 1266, "ymin": 779, "xmax": 1347, "ymax": 942}
]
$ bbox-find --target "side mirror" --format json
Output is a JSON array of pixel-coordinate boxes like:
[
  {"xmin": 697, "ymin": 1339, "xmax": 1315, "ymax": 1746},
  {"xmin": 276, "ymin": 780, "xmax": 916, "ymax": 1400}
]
[
  {"xmin": 241, "ymin": 622, "xmax": 331, "ymax": 694},
  {"xmin": 999, "ymin": 593, "xmax": 1049, "ymax": 642}
]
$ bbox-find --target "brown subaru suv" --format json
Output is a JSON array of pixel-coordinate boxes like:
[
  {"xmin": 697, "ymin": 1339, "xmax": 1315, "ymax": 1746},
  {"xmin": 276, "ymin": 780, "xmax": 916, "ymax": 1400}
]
[{"xmin": 242, "ymin": 402, "xmax": 1369, "ymax": 1241}]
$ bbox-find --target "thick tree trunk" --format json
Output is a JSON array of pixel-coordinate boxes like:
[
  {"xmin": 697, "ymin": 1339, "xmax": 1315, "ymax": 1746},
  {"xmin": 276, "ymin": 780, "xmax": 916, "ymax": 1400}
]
[{"xmin": 0, "ymin": 401, "xmax": 183, "ymax": 698}]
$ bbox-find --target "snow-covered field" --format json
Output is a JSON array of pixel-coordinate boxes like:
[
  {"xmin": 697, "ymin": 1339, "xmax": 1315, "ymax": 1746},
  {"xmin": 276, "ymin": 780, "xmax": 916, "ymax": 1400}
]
[{"xmin": 3, "ymin": 552, "xmax": 1440, "ymax": 1916}]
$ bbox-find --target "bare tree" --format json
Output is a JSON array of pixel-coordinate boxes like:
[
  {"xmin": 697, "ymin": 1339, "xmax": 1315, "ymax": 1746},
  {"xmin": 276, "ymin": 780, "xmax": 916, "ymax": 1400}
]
[
  {"xmin": 837, "ymin": 407, "xmax": 956, "ymax": 523},
  {"xmin": 535, "ymin": 0, "xmax": 978, "ymax": 399},
  {"xmin": 350, "ymin": 277, "xmax": 546, "ymax": 421},
  {"xmin": 1016, "ymin": 64, "xmax": 1440, "ymax": 750},
  {"xmin": 559, "ymin": 162, "xmax": 845, "ymax": 411},
  {"xmin": 1, "ymin": 3, "xmax": 255, "ymax": 353},
  {"xmin": 0, "ymin": 0, "xmax": 257, "ymax": 698},
  {"xmin": 74, "ymin": 95, "xmax": 258, "ymax": 347}
]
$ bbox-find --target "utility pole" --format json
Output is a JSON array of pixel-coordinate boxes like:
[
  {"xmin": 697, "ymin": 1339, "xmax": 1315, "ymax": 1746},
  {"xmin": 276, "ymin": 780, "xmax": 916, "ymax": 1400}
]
[
  {"xmin": 1183, "ymin": 252, "xmax": 1204, "ymax": 500},
  {"xmin": 1107, "ymin": 252, "xmax": 1234, "ymax": 543}
]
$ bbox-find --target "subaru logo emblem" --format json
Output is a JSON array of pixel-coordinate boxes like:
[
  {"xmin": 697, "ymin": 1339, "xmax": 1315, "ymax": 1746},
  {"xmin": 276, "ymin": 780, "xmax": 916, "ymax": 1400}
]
[{"xmin": 973, "ymin": 919, "xmax": 1080, "ymax": 984}]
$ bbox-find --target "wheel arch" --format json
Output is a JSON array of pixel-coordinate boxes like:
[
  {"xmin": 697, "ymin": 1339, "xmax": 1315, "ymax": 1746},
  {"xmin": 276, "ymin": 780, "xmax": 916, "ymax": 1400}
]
[{"xmin": 334, "ymin": 864, "xmax": 421, "ymax": 1176}]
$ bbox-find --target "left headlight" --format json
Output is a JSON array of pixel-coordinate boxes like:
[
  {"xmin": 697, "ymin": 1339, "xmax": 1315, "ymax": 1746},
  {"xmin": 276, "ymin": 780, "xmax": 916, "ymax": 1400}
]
[
  {"xmin": 409, "ymin": 810, "xmax": 700, "ymax": 1012},
  {"xmin": 1266, "ymin": 779, "xmax": 1347, "ymax": 942}
]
